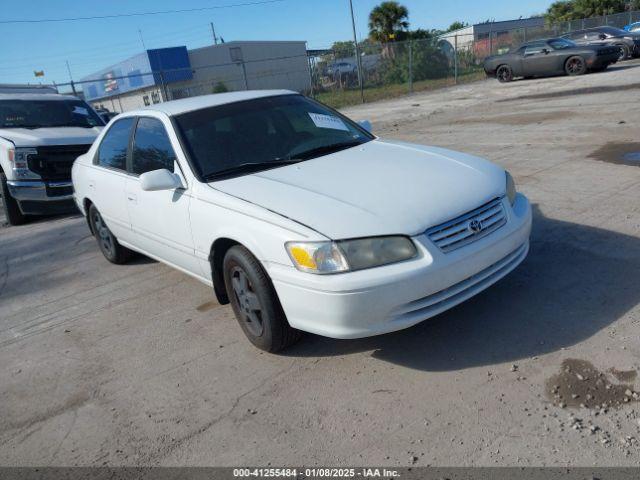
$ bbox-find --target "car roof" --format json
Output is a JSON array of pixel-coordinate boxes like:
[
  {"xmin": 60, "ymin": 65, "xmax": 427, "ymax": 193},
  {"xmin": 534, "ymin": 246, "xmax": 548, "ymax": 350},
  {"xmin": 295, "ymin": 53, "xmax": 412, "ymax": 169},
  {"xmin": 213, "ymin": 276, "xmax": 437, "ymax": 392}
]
[
  {"xmin": 0, "ymin": 93, "xmax": 82, "ymax": 101},
  {"xmin": 137, "ymin": 89, "xmax": 298, "ymax": 117}
]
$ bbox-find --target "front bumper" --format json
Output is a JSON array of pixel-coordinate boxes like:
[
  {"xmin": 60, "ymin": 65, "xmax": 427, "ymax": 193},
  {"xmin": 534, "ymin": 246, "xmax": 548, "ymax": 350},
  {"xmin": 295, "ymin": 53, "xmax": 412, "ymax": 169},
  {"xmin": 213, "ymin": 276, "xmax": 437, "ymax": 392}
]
[
  {"xmin": 269, "ymin": 194, "xmax": 532, "ymax": 339},
  {"xmin": 6, "ymin": 180, "xmax": 77, "ymax": 215},
  {"xmin": 7, "ymin": 180, "xmax": 74, "ymax": 202}
]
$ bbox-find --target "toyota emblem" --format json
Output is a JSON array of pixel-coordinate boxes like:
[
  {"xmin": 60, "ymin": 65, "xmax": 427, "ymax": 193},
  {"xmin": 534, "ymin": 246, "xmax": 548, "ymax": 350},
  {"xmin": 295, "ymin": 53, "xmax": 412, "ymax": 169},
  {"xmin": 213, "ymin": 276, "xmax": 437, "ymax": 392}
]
[{"xmin": 468, "ymin": 219, "xmax": 483, "ymax": 233}]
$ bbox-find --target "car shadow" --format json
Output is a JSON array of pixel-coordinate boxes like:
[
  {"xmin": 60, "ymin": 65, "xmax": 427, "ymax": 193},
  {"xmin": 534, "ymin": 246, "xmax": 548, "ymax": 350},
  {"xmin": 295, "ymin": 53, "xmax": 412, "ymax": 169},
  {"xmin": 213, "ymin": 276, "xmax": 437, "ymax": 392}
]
[{"xmin": 283, "ymin": 205, "xmax": 640, "ymax": 371}]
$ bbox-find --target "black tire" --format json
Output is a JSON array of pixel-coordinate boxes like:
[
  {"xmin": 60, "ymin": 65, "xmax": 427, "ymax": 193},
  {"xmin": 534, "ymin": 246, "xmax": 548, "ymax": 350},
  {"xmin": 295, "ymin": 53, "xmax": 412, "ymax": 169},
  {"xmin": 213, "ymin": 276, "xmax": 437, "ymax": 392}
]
[
  {"xmin": 617, "ymin": 44, "xmax": 630, "ymax": 61},
  {"xmin": 223, "ymin": 245, "xmax": 301, "ymax": 352},
  {"xmin": 88, "ymin": 204, "xmax": 133, "ymax": 264},
  {"xmin": 0, "ymin": 172, "xmax": 27, "ymax": 226},
  {"xmin": 565, "ymin": 56, "xmax": 586, "ymax": 76},
  {"xmin": 496, "ymin": 65, "xmax": 513, "ymax": 83}
]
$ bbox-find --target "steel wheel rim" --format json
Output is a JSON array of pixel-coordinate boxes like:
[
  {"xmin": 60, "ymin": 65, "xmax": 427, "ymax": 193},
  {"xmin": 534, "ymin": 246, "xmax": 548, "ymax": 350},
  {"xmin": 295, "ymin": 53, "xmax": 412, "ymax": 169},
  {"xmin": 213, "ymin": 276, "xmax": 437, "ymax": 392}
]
[
  {"xmin": 93, "ymin": 211, "xmax": 114, "ymax": 257},
  {"xmin": 230, "ymin": 266, "xmax": 264, "ymax": 337}
]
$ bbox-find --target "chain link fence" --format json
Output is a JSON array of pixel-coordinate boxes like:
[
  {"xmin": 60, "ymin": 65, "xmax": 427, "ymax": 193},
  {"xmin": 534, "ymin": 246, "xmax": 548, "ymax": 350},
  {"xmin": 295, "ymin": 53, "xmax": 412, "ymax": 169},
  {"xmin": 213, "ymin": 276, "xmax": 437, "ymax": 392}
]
[{"xmin": 51, "ymin": 9, "xmax": 640, "ymax": 111}]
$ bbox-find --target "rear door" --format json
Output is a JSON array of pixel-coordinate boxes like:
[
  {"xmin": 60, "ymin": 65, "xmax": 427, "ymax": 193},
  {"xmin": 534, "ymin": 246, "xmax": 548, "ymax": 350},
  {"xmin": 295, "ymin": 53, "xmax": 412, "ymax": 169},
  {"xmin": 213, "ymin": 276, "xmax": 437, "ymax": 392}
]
[
  {"xmin": 88, "ymin": 117, "xmax": 135, "ymax": 242},
  {"xmin": 124, "ymin": 116, "xmax": 200, "ymax": 275}
]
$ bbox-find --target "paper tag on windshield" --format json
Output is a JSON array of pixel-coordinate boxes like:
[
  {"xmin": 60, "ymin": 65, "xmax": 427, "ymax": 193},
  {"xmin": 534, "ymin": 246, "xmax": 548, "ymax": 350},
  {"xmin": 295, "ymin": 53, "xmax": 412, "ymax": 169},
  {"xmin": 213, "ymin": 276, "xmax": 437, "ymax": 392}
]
[
  {"xmin": 308, "ymin": 112, "xmax": 349, "ymax": 131},
  {"xmin": 73, "ymin": 106, "xmax": 89, "ymax": 116}
]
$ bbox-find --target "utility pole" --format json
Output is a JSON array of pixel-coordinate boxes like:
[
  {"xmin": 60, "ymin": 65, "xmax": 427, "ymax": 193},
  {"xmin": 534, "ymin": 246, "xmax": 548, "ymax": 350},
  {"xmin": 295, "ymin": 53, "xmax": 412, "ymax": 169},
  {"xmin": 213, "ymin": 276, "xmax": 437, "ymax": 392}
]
[
  {"xmin": 348, "ymin": 0, "xmax": 365, "ymax": 104},
  {"xmin": 210, "ymin": 22, "xmax": 219, "ymax": 45},
  {"xmin": 65, "ymin": 60, "xmax": 77, "ymax": 95},
  {"xmin": 138, "ymin": 29, "xmax": 147, "ymax": 50}
]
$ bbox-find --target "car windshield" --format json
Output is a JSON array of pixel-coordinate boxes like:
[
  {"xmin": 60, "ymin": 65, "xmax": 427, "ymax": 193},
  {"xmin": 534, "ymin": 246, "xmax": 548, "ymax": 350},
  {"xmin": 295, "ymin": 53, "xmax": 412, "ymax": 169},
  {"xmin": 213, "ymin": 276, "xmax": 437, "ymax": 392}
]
[
  {"xmin": 0, "ymin": 99, "xmax": 104, "ymax": 129},
  {"xmin": 174, "ymin": 94, "xmax": 374, "ymax": 180},
  {"xmin": 549, "ymin": 38, "xmax": 576, "ymax": 49}
]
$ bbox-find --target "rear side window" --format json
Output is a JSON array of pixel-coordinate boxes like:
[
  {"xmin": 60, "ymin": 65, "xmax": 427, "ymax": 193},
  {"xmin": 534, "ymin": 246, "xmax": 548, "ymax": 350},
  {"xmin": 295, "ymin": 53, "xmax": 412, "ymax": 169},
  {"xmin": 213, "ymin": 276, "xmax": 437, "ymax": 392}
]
[
  {"xmin": 131, "ymin": 117, "xmax": 176, "ymax": 175},
  {"xmin": 97, "ymin": 118, "xmax": 134, "ymax": 170}
]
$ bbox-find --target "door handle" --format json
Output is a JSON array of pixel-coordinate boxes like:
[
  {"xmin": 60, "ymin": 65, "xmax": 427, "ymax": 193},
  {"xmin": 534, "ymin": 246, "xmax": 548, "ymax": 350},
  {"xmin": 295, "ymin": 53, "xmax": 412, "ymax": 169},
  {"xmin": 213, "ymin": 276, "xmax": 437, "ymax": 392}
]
[{"xmin": 127, "ymin": 194, "xmax": 137, "ymax": 204}]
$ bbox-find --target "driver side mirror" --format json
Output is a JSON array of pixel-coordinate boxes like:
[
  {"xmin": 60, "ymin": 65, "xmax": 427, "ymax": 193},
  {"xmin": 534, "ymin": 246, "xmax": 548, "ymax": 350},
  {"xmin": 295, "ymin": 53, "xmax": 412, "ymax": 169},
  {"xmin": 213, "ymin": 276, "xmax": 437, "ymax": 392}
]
[
  {"xmin": 542, "ymin": 48, "xmax": 550, "ymax": 54},
  {"xmin": 358, "ymin": 120, "xmax": 373, "ymax": 133},
  {"xmin": 599, "ymin": 34, "xmax": 607, "ymax": 40},
  {"xmin": 140, "ymin": 169, "xmax": 183, "ymax": 192}
]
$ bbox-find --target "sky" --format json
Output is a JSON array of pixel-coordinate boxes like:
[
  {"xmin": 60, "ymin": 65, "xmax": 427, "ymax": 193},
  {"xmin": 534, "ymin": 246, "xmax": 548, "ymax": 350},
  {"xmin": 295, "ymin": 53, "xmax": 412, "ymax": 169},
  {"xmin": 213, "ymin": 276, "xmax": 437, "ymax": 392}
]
[{"xmin": 0, "ymin": 0, "xmax": 554, "ymax": 86}]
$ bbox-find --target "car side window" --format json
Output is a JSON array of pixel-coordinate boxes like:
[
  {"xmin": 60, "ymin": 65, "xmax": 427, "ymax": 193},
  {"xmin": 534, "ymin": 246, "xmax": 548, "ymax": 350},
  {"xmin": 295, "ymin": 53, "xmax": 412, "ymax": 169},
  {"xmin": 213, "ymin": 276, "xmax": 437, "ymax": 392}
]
[
  {"xmin": 96, "ymin": 118, "xmax": 134, "ymax": 171},
  {"xmin": 131, "ymin": 117, "xmax": 176, "ymax": 175},
  {"xmin": 524, "ymin": 43, "xmax": 545, "ymax": 55}
]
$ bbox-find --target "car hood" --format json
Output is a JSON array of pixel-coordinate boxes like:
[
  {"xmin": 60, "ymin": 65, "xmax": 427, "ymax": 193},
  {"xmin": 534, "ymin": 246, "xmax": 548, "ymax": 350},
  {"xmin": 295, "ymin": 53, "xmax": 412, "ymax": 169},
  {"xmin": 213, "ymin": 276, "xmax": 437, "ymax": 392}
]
[
  {"xmin": 210, "ymin": 140, "xmax": 506, "ymax": 239},
  {"xmin": 0, "ymin": 126, "xmax": 102, "ymax": 147}
]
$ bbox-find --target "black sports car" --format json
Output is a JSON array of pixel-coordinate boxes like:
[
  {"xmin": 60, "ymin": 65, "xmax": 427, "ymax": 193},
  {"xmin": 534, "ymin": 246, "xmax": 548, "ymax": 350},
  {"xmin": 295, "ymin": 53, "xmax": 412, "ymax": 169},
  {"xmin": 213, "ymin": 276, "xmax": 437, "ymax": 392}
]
[
  {"xmin": 561, "ymin": 26, "xmax": 640, "ymax": 60},
  {"xmin": 484, "ymin": 38, "xmax": 620, "ymax": 83}
]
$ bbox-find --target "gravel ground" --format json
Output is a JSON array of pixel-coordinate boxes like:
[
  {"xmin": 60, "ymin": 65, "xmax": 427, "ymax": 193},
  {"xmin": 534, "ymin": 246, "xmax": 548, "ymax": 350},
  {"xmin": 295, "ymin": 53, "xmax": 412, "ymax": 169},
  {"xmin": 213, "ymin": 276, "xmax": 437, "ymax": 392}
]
[{"xmin": 2, "ymin": 62, "xmax": 640, "ymax": 467}]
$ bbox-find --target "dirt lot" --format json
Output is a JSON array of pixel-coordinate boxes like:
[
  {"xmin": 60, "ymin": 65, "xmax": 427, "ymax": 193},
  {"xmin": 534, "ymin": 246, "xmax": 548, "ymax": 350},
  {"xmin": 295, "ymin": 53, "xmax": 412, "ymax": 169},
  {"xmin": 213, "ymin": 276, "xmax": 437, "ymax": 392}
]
[{"xmin": 2, "ymin": 63, "xmax": 640, "ymax": 467}]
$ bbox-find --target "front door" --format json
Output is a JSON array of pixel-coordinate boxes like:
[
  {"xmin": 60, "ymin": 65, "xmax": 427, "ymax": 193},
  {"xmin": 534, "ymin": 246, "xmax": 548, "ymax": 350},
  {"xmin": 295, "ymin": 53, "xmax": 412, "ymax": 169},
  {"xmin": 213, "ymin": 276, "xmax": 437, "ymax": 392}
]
[
  {"xmin": 124, "ymin": 116, "xmax": 200, "ymax": 276},
  {"xmin": 522, "ymin": 42, "xmax": 555, "ymax": 76}
]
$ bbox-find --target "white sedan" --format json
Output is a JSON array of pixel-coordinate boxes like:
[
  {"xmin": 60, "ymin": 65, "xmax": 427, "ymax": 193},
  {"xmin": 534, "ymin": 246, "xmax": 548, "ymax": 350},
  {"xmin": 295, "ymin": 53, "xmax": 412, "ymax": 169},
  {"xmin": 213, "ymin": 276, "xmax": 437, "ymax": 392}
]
[{"xmin": 72, "ymin": 90, "xmax": 532, "ymax": 352}]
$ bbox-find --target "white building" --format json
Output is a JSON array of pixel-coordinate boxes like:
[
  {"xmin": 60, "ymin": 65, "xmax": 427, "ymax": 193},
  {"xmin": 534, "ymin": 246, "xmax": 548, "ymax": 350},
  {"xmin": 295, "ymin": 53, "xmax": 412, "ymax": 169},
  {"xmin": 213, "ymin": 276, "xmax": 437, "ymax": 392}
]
[{"xmin": 84, "ymin": 40, "xmax": 311, "ymax": 113}]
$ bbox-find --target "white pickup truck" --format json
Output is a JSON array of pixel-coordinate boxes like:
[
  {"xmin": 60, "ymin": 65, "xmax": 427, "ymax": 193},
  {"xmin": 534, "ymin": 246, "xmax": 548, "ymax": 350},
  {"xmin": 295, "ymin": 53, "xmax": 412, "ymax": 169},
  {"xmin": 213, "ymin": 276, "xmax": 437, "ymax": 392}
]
[{"xmin": 0, "ymin": 89, "xmax": 104, "ymax": 225}]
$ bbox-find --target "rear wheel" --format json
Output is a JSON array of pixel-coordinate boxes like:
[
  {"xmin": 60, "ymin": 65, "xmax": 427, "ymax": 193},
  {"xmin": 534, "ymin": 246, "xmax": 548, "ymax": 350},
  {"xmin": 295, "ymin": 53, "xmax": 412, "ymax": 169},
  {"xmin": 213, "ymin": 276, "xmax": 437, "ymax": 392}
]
[
  {"xmin": 0, "ymin": 172, "xmax": 27, "ymax": 226},
  {"xmin": 223, "ymin": 245, "xmax": 301, "ymax": 352},
  {"xmin": 496, "ymin": 65, "xmax": 513, "ymax": 83},
  {"xmin": 565, "ymin": 56, "xmax": 586, "ymax": 76},
  {"xmin": 617, "ymin": 44, "xmax": 630, "ymax": 61},
  {"xmin": 88, "ymin": 204, "xmax": 133, "ymax": 264}
]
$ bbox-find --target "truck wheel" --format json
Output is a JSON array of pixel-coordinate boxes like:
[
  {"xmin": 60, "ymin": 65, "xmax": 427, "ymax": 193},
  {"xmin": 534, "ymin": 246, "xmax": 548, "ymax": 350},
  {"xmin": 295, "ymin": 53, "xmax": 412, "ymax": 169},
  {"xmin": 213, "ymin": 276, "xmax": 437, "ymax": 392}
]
[
  {"xmin": 565, "ymin": 56, "xmax": 586, "ymax": 76},
  {"xmin": 0, "ymin": 173, "xmax": 27, "ymax": 226},
  {"xmin": 223, "ymin": 245, "xmax": 301, "ymax": 352},
  {"xmin": 88, "ymin": 204, "xmax": 133, "ymax": 264},
  {"xmin": 496, "ymin": 65, "xmax": 513, "ymax": 83}
]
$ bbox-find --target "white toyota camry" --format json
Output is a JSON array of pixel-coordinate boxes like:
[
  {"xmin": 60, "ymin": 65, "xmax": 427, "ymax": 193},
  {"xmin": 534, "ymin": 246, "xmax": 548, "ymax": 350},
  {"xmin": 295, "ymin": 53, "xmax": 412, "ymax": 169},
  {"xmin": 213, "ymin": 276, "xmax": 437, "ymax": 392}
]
[{"xmin": 72, "ymin": 90, "xmax": 532, "ymax": 352}]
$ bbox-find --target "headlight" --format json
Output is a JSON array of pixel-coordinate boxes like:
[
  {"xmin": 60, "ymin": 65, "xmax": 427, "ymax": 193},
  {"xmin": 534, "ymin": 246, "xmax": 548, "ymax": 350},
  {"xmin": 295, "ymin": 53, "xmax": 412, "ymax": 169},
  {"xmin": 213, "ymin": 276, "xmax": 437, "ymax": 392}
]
[
  {"xmin": 286, "ymin": 236, "xmax": 417, "ymax": 274},
  {"xmin": 8, "ymin": 147, "xmax": 40, "ymax": 180},
  {"xmin": 505, "ymin": 171, "xmax": 517, "ymax": 206}
]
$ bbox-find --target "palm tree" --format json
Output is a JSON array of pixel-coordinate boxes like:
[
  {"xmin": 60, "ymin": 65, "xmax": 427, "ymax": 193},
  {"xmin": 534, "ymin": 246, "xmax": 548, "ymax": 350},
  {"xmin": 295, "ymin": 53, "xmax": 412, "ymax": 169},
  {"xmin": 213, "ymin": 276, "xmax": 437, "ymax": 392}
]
[{"xmin": 368, "ymin": 1, "xmax": 410, "ymax": 43}]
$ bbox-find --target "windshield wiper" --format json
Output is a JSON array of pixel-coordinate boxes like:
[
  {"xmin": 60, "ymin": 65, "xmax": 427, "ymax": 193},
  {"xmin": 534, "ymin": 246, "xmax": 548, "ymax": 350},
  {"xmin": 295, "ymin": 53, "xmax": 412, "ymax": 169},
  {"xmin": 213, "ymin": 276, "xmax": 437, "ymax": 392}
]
[
  {"xmin": 204, "ymin": 159, "xmax": 302, "ymax": 181},
  {"xmin": 2, "ymin": 124, "xmax": 43, "ymax": 129},
  {"xmin": 49, "ymin": 124, "xmax": 95, "ymax": 128},
  {"xmin": 284, "ymin": 140, "xmax": 363, "ymax": 161}
]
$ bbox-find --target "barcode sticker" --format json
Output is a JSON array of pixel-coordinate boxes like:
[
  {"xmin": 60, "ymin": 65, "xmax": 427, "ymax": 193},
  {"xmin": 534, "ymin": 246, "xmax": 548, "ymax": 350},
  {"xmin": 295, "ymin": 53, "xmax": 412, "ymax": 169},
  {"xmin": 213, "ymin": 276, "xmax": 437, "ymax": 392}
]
[{"xmin": 308, "ymin": 113, "xmax": 349, "ymax": 131}]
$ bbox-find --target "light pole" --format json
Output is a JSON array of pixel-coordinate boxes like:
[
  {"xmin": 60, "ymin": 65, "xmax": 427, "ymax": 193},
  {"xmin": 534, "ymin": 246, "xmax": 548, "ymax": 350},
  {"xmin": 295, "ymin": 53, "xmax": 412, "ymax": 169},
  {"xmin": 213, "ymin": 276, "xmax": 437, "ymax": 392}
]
[{"xmin": 348, "ymin": 0, "xmax": 365, "ymax": 104}]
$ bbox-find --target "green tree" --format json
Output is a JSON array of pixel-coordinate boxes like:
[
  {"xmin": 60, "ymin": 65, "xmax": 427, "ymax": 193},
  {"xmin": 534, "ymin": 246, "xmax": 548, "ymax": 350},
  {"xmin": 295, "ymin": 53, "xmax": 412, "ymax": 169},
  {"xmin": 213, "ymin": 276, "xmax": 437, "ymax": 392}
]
[
  {"xmin": 330, "ymin": 41, "xmax": 356, "ymax": 58},
  {"xmin": 368, "ymin": 1, "xmax": 410, "ymax": 43},
  {"xmin": 545, "ymin": 0, "xmax": 628, "ymax": 23},
  {"xmin": 447, "ymin": 21, "xmax": 469, "ymax": 32},
  {"xmin": 573, "ymin": 0, "xmax": 626, "ymax": 16}
]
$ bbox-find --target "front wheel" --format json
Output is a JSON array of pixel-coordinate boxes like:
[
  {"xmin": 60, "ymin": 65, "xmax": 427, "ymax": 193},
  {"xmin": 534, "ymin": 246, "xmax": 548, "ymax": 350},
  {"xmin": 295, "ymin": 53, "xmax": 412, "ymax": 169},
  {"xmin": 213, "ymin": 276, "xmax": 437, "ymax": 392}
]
[
  {"xmin": 0, "ymin": 173, "xmax": 27, "ymax": 226},
  {"xmin": 565, "ymin": 56, "xmax": 586, "ymax": 76},
  {"xmin": 223, "ymin": 245, "xmax": 301, "ymax": 352},
  {"xmin": 88, "ymin": 204, "xmax": 133, "ymax": 264},
  {"xmin": 496, "ymin": 65, "xmax": 513, "ymax": 83}
]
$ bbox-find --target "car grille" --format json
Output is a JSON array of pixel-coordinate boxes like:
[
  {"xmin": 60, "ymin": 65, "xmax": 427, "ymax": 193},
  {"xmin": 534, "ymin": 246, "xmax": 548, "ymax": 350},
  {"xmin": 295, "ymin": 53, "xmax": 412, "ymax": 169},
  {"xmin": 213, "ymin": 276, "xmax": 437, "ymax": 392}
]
[
  {"xmin": 27, "ymin": 144, "xmax": 91, "ymax": 181},
  {"xmin": 426, "ymin": 197, "xmax": 507, "ymax": 253}
]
